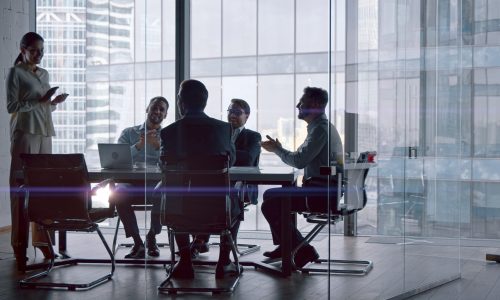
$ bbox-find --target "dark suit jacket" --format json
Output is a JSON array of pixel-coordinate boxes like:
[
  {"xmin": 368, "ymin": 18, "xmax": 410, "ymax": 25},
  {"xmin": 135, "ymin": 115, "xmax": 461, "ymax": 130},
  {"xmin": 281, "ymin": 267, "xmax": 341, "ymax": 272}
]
[
  {"xmin": 234, "ymin": 128, "xmax": 261, "ymax": 204},
  {"xmin": 160, "ymin": 112, "xmax": 239, "ymax": 218},
  {"xmin": 160, "ymin": 112, "xmax": 235, "ymax": 167}
]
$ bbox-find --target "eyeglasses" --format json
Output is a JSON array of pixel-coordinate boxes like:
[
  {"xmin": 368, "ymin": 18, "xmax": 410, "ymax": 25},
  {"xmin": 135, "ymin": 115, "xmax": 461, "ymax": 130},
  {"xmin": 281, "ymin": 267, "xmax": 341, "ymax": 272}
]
[{"xmin": 227, "ymin": 109, "xmax": 245, "ymax": 116}]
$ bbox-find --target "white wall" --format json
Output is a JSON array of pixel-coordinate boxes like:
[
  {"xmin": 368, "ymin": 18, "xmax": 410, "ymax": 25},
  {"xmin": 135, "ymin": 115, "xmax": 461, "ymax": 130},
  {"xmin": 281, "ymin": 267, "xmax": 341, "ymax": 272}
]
[{"xmin": 0, "ymin": 0, "xmax": 33, "ymax": 228}]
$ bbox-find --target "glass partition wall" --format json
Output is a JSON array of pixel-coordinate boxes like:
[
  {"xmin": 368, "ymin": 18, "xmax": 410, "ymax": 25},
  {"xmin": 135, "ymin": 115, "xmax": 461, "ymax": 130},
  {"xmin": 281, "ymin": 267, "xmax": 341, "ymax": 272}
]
[
  {"xmin": 344, "ymin": 0, "xmax": 464, "ymax": 297},
  {"xmin": 36, "ymin": 0, "xmax": 500, "ymax": 298}
]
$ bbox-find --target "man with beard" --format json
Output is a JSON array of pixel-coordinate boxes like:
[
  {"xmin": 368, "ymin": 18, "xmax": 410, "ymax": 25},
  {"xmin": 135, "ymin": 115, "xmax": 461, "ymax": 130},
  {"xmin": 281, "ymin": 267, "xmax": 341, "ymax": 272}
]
[
  {"xmin": 260, "ymin": 87, "xmax": 344, "ymax": 269},
  {"xmin": 114, "ymin": 96, "xmax": 169, "ymax": 258}
]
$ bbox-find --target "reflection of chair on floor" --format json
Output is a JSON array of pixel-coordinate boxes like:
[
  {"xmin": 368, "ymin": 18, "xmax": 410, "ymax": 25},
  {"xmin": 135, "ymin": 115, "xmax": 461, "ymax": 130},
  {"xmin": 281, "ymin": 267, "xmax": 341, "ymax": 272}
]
[
  {"xmin": 293, "ymin": 165, "xmax": 373, "ymax": 275},
  {"xmin": 402, "ymin": 174, "xmax": 426, "ymax": 233},
  {"xmin": 158, "ymin": 155, "xmax": 242, "ymax": 294},
  {"xmin": 381, "ymin": 173, "xmax": 426, "ymax": 235},
  {"xmin": 19, "ymin": 154, "xmax": 116, "ymax": 290},
  {"xmin": 378, "ymin": 147, "xmax": 426, "ymax": 235}
]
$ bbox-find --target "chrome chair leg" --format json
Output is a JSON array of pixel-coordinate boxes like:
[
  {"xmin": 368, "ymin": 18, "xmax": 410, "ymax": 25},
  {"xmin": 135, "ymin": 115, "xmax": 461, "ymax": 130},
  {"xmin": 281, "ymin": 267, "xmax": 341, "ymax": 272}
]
[
  {"xmin": 292, "ymin": 223, "xmax": 373, "ymax": 276},
  {"xmin": 20, "ymin": 227, "xmax": 116, "ymax": 290}
]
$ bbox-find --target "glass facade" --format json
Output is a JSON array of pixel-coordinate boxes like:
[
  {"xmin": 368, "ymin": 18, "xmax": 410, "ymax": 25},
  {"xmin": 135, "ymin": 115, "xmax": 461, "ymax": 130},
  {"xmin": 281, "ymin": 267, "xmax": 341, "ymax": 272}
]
[
  {"xmin": 37, "ymin": 0, "xmax": 500, "ymax": 239},
  {"xmin": 84, "ymin": 0, "xmax": 176, "ymax": 167},
  {"xmin": 37, "ymin": 0, "xmax": 86, "ymax": 154},
  {"xmin": 34, "ymin": 0, "xmax": 500, "ymax": 296}
]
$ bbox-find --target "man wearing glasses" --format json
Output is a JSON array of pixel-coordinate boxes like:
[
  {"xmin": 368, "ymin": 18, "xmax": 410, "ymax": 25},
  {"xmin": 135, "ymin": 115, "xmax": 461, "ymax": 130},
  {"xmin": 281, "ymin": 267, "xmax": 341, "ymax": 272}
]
[
  {"xmin": 191, "ymin": 98, "xmax": 262, "ymax": 257},
  {"xmin": 227, "ymin": 98, "xmax": 262, "ymax": 203}
]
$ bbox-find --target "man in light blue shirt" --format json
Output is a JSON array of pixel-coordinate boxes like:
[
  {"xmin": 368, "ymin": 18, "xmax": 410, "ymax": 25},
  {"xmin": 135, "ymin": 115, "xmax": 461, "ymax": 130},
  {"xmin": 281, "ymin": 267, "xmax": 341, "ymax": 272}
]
[
  {"xmin": 261, "ymin": 87, "xmax": 343, "ymax": 269},
  {"xmin": 118, "ymin": 123, "xmax": 162, "ymax": 166},
  {"xmin": 114, "ymin": 96, "xmax": 169, "ymax": 259}
]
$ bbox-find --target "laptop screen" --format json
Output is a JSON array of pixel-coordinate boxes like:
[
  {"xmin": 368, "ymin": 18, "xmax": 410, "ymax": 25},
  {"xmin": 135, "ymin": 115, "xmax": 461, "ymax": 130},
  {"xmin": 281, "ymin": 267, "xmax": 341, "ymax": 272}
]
[{"xmin": 98, "ymin": 143, "xmax": 133, "ymax": 169}]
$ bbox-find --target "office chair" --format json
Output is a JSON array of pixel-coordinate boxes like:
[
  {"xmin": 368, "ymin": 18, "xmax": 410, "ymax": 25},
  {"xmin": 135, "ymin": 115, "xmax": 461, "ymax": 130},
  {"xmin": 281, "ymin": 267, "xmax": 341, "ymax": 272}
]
[
  {"xmin": 292, "ymin": 163, "xmax": 373, "ymax": 275},
  {"xmin": 158, "ymin": 155, "xmax": 242, "ymax": 294},
  {"xmin": 18, "ymin": 154, "xmax": 116, "ymax": 290}
]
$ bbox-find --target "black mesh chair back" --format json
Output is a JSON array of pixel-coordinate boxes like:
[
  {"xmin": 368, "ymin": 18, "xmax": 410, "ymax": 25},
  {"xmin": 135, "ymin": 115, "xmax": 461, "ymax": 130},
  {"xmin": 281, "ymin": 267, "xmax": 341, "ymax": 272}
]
[
  {"xmin": 158, "ymin": 154, "xmax": 243, "ymax": 294},
  {"xmin": 21, "ymin": 153, "xmax": 91, "ymax": 223},
  {"xmin": 160, "ymin": 155, "xmax": 232, "ymax": 233},
  {"xmin": 18, "ymin": 153, "xmax": 115, "ymax": 290}
]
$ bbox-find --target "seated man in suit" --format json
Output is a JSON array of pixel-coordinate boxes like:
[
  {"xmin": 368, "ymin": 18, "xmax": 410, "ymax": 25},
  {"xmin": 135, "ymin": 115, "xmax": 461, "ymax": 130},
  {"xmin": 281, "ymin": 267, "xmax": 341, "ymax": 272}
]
[
  {"xmin": 191, "ymin": 98, "xmax": 262, "ymax": 257},
  {"xmin": 228, "ymin": 98, "xmax": 262, "ymax": 204},
  {"xmin": 260, "ymin": 87, "xmax": 343, "ymax": 268},
  {"xmin": 114, "ymin": 96, "xmax": 169, "ymax": 258},
  {"xmin": 161, "ymin": 79, "xmax": 241, "ymax": 279}
]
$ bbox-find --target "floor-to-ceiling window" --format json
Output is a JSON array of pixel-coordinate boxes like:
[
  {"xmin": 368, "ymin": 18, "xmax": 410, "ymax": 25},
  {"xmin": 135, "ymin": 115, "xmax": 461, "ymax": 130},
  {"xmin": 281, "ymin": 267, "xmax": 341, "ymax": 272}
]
[{"xmin": 34, "ymin": 0, "xmax": 500, "ymax": 297}]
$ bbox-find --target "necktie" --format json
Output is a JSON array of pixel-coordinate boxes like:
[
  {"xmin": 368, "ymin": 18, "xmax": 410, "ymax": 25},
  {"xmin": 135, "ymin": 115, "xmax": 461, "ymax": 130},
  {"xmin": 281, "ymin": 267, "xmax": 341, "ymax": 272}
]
[{"xmin": 231, "ymin": 128, "xmax": 239, "ymax": 143}]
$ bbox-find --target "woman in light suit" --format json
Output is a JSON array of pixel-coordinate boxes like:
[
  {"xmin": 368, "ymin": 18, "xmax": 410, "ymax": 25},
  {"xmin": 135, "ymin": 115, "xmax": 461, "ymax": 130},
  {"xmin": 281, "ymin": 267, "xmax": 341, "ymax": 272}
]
[{"xmin": 6, "ymin": 32, "xmax": 68, "ymax": 265}]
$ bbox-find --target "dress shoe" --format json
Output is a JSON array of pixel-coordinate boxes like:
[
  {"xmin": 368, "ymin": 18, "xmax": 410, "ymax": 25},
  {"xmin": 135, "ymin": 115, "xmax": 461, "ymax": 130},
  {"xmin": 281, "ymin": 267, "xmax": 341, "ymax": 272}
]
[
  {"xmin": 190, "ymin": 241, "xmax": 209, "ymax": 259},
  {"xmin": 16, "ymin": 254, "xmax": 28, "ymax": 262},
  {"xmin": 146, "ymin": 235, "xmax": 160, "ymax": 257},
  {"xmin": 15, "ymin": 254, "xmax": 28, "ymax": 271},
  {"xmin": 124, "ymin": 243, "xmax": 145, "ymax": 259},
  {"xmin": 190, "ymin": 247, "xmax": 200, "ymax": 259},
  {"xmin": 192, "ymin": 241, "xmax": 210, "ymax": 253},
  {"xmin": 293, "ymin": 244, "xmax": 319, "ymax": 269},
  {"xmin": 263, "ymin": 246, "xmax": 281, "ymax": 259},
  {"xmin": 215, "ymin": 261, "xmax": 243, "ymax": 279},
  {"xmin": 171, "ymin": 261, "xmax": 195, "ymax": 279}
]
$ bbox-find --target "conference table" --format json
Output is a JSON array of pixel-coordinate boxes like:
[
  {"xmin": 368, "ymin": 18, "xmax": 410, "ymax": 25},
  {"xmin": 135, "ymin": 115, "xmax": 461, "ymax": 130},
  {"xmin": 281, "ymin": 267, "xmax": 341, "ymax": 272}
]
[{"xmin": 85, "ymin": 163, "xmax": 374, "ymax": 276}]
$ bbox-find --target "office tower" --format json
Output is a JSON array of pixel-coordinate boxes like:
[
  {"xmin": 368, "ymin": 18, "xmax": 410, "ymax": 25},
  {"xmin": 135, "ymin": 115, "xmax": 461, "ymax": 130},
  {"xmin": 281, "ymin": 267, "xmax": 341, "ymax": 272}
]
[{"xmin": 36, "ymin": 0, "xmax": 87, "ymax": 154}]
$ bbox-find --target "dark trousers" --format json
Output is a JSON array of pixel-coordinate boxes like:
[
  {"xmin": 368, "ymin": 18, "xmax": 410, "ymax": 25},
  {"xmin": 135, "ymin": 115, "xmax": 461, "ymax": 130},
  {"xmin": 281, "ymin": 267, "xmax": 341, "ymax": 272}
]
[
  {"xmin": 194, "ymin": 181, "xmax": 244, "ymax": 244},
  {"xmin": 175, "ymin": 189, "xmax": 243, "ymax": 256},
  {"xmin": 175, "ymin": 220, "xmax": 241, "ymax": 254},
  {"xmin": 114, "ymin": 184, "xmax": 162, "ymax": 238},
  {"xmin": 261, "ymin": 186, "xmax": 339, "ymax": 248}
]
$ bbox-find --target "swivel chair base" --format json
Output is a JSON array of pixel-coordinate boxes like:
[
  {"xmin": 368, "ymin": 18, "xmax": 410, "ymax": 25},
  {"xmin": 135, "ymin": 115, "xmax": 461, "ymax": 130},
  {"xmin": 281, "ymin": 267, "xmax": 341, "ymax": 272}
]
[
  {"xmin": 19, "ymin": 227, "xmax": 115, "ymax": 290},
  {"xmin": 210, "ymin": 241, "xmax": 261, "ymax": 256}
]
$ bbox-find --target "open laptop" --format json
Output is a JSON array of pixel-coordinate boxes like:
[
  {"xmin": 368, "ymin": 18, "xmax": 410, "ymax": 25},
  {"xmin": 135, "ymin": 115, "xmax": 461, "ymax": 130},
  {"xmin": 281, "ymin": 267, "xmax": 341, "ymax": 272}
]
[{"xmin": 98, "ymin": 143, "xmax": 133, "ymax": 169}]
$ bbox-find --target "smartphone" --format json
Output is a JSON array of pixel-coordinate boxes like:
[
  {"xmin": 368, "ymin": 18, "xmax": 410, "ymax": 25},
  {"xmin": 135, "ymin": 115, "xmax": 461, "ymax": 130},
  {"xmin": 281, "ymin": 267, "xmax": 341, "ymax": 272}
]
[{"xmin": 46, "ymin": 86, "xmax": 59, "ymax": 96}]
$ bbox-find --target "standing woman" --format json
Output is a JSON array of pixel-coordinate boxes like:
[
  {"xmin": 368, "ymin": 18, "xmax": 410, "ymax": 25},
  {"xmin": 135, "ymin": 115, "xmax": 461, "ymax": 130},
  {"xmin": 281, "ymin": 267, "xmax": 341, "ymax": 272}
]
[{"xmin": 6, "ymin": 32, "xmax": 68, "ymax": 265}]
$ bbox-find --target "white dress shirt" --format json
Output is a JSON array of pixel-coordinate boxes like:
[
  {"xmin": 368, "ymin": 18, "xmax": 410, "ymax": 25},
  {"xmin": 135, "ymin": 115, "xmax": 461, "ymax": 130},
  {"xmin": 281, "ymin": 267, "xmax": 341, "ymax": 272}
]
[{"xmin": 6, "ymin": 63, "xmax": 56, "ymax": 138}]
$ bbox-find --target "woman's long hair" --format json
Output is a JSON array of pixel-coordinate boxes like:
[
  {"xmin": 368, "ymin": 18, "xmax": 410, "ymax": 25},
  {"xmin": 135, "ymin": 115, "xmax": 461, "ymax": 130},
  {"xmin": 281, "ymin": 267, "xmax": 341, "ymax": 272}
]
[{"xmin": 14, "ymin": 32, "xmax": 44, "ymax": 66}]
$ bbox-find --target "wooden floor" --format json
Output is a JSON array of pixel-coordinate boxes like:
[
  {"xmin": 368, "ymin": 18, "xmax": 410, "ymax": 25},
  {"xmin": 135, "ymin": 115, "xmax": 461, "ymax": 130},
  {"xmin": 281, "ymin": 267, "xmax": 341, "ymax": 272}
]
[{"xmin": 1, "ymin": 229, "xmax": 500, "ymax": 299}]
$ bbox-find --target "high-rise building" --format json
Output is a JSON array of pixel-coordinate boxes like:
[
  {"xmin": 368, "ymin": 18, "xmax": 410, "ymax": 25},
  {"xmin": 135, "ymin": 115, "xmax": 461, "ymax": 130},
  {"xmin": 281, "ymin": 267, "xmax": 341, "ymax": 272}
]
[{"xmin": 36, "ymin": 0, "xmax": 86, "ymax": 154}]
